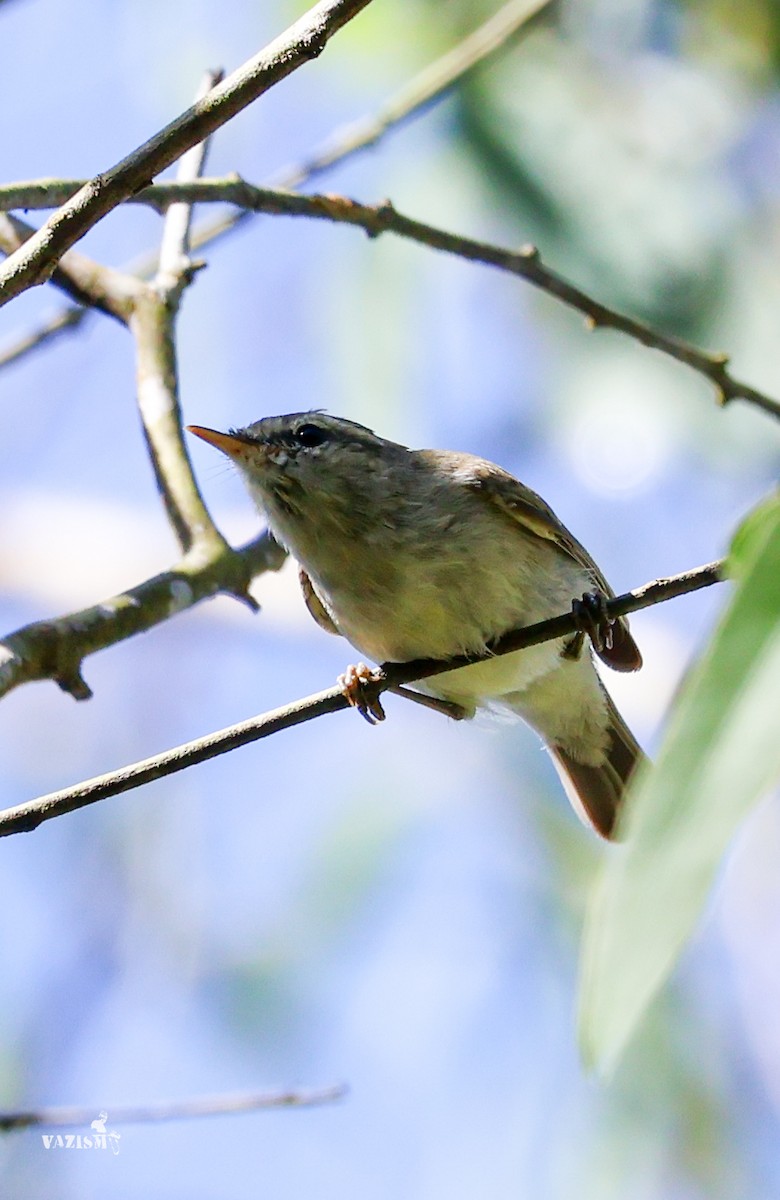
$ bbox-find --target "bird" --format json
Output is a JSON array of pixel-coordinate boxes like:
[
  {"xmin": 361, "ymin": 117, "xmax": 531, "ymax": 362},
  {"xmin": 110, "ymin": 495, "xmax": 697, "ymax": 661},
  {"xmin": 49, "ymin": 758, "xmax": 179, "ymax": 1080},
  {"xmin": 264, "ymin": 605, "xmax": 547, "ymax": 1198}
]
[{"xmin": 188, "ymin": 412, "xmax": 644, "ymax": 838}]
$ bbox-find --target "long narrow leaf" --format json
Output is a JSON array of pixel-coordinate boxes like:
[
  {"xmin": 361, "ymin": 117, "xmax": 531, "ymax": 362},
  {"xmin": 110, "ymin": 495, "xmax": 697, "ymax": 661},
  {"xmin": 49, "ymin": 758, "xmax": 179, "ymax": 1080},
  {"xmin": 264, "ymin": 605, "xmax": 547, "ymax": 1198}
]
[{"xmin": 579, "ymin": 493, "xmax": 780, "ymax": 1074}]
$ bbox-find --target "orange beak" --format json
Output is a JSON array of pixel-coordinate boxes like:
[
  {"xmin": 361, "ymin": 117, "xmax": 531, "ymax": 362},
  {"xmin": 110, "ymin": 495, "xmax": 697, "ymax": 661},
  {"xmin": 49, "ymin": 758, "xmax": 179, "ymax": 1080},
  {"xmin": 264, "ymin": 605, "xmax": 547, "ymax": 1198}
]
[{"xmin": 187, "ymin": 425, "xmax": 252, "ymax": 460}]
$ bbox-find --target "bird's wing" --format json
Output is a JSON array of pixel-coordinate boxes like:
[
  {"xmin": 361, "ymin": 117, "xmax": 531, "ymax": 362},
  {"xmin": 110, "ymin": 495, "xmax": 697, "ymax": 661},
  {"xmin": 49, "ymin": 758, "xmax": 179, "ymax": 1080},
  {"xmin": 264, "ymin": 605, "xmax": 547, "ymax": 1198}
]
[
  {"xmin": 298, "ymin": 567, "xmax": 341, "ymax": 636},
  {"xmin": 465, "ymin": 460, "xmax": 642, "ymax": 673}
]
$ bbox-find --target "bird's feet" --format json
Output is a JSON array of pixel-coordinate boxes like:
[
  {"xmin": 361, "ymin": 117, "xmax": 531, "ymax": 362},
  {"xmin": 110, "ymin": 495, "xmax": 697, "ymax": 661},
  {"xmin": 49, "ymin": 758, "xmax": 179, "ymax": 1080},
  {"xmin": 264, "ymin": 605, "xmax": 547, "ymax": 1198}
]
[
  {"xmin": 564, "ymin": 590, "xmax": 615, "ymax": 659},
  {"xmin": 338, "ymin": 662, "xmax": 386, "ymax": 725}
]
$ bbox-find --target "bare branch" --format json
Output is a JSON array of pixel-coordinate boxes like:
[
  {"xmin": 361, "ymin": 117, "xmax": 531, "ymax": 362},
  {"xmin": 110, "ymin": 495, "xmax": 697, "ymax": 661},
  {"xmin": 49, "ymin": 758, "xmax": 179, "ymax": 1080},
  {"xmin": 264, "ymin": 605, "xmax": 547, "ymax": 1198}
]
[
  {"xmin": 0, "ymin": 0, "xmax": 373, "ymax": 308},
  {"xmin": 0, "ymin": 532, "xmax": 285, "ymax": 703},
  {"xmin": 274, "ymin": 0, "xmax": 553, "ymax": 186},
  {"xmin": 132, "ymin": 69, "xmax": 235, "ymax": 558},
  {"xmin": 0, "ymin": 560, "xmax": 724, "ymax": 838},
  {"xmin": 0, "ymin": 75, "xmax": 263, "ymax": 698},
  {"xmin": 0, "ymin": 180, "xmax": 101, "ymax": 212},
  {"xmin": 1, "ymin": 179, "xmax": 247, "ymax": 579},
  {"xmin": 182, "ymin": 187, "xmax": 780, "ymax": 418},
  {"xmin": 130, "ymin": 290, "xmax": 236, "ymax": 557},
  {"xmin": 0, "ymin": 0, "xmax": 546, "ymax": 364},
  {"xmin": 156, "ymin": 69, "xmax": 224, "ymax": 292},
  {"xmin": 0, "ymin": 304, "xmax": 87, "ymax": 369},
  {"xmin": 0, "ymin": 1084, "xmax": 346, "ymax": 1131},
  {"xmin": 6, "ymin": 181, "xmax": 778, "ymax": 417}
]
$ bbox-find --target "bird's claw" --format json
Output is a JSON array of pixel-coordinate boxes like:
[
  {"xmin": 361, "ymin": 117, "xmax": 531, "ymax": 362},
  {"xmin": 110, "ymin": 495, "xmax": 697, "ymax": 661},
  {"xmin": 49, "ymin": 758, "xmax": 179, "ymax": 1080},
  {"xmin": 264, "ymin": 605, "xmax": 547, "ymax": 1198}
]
[
  {"xmin": 338, "ymin": 662, "xmax": 386, "ymax": 725},
  {"xmin": 570, "ymin": 590, "xmax": 615, "ymax": 654}
]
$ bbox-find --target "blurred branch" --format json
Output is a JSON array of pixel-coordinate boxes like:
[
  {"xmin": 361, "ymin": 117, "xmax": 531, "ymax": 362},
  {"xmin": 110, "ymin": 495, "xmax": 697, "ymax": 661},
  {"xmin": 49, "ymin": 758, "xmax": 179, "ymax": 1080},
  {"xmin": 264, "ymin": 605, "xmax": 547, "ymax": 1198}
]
[
  {"xmin": 0, "ymin": 0, "xmax": 548, "ymax": 368},
  {"xmin": 273, "ymin": 0, "xmax": 553, "ymax": 185},
  {"xmin": 0, "ymin": 1083, "xmax": 347, "ymax": 1131},
  {"xmin": 0, "ymin": 0, "xmax": 373, "ymax": 308},
  {"xmin": 0, "ymin": 560, "xmax": 724, "ymax": 837},
  {"xmin": 0, "ymin": 532, "xmax": 285, "ymax": 702},
  {"xmin": 0, "ymin": 303, "xmax": 87, "ymax": 368}
]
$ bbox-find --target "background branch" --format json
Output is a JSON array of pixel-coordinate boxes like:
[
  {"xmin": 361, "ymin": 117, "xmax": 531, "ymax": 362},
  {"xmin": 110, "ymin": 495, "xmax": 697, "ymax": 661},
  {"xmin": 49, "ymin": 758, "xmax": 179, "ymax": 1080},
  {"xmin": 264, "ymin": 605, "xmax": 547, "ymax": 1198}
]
[
  {"xmin": 275, "ymin": 0, "xmax": 553, "ymax": 185},
  {"xmin": 6, "ymin": 181, "xmax": 778, "ymax": 418},
  {"xmin": 0, "ymin": 303, "xmax": 87, "ymax": 367},
  {"xmin": 0, "ymin": 560, "xmax": 724, "ymax": 838},
  {"xmin": 0, "ymin": 0, "xmax": 546, "ymax": 368},
  {"xmin": 0, "ymin": 0, "xmax": 373, "ymax": 307},
  {"xmin": 182, "ymin": 186, "xmax": 780, "ymax": 418},
  {"xmin": 1, "ymin": 212, "xmax": 231, "ymax": 559},
  {"xmin": 0, "ymin": 1084, "xmax": 346, "ymax": 1131},
  {"xmin": 131, "ymin": 289, "xmax": 230, "ymax": 556}
]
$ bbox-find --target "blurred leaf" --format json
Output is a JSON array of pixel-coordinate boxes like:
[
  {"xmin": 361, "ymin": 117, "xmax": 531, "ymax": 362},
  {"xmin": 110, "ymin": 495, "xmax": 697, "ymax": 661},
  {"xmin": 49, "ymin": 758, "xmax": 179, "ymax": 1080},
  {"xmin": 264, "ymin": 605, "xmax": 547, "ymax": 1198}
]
[
  {"xmin": 676, "ymin": 0, "xmax": 780, "ymax": 81},
  {"xmin": 579, "ymin": 494, "xmax": 780, "ymax": 1074},
  {"xmin": 728, "ymin": 489, "xmax": 780, "ymax": 577},
  {"xmin": 455, "ymin": 28, "xmax": 734, "ymax": 329}
]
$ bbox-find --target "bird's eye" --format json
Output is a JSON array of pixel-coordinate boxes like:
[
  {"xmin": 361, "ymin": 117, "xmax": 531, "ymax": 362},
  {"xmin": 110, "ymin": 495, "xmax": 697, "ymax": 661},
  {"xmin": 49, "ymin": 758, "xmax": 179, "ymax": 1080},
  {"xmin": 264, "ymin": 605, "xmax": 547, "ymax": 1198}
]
[{"xmin": 293, "ymin": 423, "xmax": 328, "ymax": 448}]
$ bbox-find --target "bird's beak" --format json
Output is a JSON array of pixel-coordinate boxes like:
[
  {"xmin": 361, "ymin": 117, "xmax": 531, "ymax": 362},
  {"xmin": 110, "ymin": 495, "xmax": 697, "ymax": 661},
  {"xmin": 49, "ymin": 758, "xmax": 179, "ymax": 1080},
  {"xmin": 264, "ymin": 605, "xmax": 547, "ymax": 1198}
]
[{"xmin": 187, "ymin": 425, "xmax": 252, "ymax": 461}]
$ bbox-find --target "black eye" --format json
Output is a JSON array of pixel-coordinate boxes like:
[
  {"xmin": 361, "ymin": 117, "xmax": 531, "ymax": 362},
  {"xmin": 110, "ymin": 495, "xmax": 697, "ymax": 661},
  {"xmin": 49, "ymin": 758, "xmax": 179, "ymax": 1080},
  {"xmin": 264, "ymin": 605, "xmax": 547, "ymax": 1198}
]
[{"xmin": 293, "ymin": 423, "xmax": 328, "ymax": 448}]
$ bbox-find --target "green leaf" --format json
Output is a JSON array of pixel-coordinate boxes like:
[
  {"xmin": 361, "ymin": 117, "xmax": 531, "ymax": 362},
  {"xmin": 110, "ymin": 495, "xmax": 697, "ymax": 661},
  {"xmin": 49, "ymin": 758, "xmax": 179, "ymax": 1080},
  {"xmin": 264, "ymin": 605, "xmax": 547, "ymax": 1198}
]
[
  {"xmin": 579, "ymin": 494, "xmax": 780, "ymax": 1074},
  {"xmin": 728, "ymin": 488, "xmax": 780, "ymax": 577}
]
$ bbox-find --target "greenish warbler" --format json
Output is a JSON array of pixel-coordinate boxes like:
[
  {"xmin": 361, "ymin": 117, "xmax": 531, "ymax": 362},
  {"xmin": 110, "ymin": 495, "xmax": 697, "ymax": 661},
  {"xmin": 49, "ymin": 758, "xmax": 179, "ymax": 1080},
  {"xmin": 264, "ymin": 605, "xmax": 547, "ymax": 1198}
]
[{"xmin": 188, "ymin": 413, "xmax": 644, "ymax": 838}]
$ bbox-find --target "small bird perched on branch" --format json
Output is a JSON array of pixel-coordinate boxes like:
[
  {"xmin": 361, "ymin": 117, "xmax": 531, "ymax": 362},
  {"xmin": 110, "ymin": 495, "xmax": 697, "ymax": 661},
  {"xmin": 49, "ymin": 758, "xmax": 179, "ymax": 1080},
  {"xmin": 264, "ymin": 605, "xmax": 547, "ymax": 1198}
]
[{"xmin": 189, "ymin": 413, "xmax": 643, "ymax": 838}]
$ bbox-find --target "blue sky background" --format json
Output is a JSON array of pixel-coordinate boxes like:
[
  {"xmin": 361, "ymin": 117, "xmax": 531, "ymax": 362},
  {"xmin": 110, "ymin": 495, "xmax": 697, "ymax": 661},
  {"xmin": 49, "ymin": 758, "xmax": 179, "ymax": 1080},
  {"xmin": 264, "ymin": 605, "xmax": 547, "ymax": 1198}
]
[{"xmin": 1, "ymin": 0, "xmax": 780, "ymax": 1196}]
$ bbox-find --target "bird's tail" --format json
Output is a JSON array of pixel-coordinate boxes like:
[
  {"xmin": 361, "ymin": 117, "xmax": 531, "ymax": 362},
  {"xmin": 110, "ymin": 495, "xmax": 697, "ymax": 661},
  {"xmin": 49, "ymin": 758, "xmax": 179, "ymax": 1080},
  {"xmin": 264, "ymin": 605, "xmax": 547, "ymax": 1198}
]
[{"xmin": 548, "ymin": 693, "xmax": 645, "ymax": 839}]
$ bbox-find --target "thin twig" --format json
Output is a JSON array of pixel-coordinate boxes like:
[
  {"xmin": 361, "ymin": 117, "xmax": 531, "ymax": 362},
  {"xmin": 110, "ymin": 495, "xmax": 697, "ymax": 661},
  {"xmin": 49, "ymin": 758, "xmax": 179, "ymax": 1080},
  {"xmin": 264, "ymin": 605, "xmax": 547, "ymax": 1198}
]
[
  {"xmin": 273, "ymin": 0, "xmax": 553, "ymax": 186},
  {"xmin": 0, "ymin": 560, "xmax": 724, "ymax": 837},
  {"xmin": 0, "ymin": 1084, "xmax": 347, "ymax": 1132},
  {"xmin": 0, "ymin": 304, "xmax": 87, "ymax": 368},
  {"xmin": 0, "ymin": 0, "xmax": 547, "ymax": 367},
  {"xmin": 131, "ymin": 289, "xmax": 231, "ymax": 555},
  {"xmin": 170, "ymin": 186, "xmax": 780, "ymax": 416},
  {"xmin": 0, "ymin": 0, "xmax": 373, "ymax": 308},
  {"xmin": 5, "ymin": 180, "xmax": 777, "ymax": 417}
]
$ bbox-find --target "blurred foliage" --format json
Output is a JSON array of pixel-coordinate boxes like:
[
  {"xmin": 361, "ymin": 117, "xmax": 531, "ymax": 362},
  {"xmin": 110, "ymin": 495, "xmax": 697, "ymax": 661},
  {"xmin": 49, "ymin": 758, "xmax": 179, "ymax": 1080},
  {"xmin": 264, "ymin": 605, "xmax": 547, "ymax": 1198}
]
[
  {"xmin": 580, "ymin": 491, "xmax": 780, "ymax": 1072},
  {"xmin": 677, "ymin": 0, "xmax": 780, "ymax": 81},
  {"xmin": 417, "ymin": 0, "xmax": 780, "ymax": 337}
]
